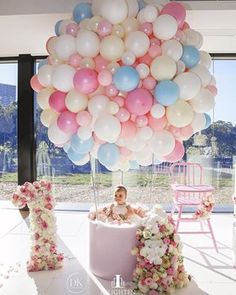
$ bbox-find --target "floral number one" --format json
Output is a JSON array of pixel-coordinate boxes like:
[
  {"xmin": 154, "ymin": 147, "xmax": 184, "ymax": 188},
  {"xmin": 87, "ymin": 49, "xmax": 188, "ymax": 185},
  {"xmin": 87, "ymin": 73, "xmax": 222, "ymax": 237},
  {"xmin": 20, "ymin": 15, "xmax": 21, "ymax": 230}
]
[{"xmin": 12, "ymin": 180, "xmax": 64, "ymax": 271}]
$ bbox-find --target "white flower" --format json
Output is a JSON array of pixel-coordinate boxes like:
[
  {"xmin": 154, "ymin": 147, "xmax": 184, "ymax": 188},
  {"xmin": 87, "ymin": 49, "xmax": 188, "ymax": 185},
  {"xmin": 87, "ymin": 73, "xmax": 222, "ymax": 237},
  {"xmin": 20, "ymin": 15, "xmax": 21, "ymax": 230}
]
[{"xmin": 174, "ymin": 234, "xmax": 180, "ymax": 244}]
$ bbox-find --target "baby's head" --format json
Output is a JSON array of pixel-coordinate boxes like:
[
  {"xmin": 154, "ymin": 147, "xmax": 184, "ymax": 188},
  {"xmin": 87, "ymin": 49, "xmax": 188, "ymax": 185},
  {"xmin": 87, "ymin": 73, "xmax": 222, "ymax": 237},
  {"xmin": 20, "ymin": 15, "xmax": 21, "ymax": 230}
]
[{"xmin": 114, "ymin": 185, "xmax": 127, "ymax": 205}]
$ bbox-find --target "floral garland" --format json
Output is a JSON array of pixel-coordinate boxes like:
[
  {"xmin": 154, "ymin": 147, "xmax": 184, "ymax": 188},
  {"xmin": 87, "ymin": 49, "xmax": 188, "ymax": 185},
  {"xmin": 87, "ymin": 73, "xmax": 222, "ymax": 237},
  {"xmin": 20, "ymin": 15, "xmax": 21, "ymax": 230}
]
[
  {"xmin": 132, "ymin": 206, "xmax": 190, "ymax": 294},
  {"xmin": 12, "ymin": 180, "xmax": 64, "ymax": 272},
  {"xmin": 193, "ymin": 194, "xmax": 215, "ymax": 220}
]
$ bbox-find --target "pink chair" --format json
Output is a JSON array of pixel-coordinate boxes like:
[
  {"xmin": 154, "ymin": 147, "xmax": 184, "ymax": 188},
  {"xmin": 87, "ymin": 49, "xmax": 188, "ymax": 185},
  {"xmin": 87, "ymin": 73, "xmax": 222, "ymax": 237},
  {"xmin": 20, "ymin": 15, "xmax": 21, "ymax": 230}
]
[{"xmin": 169, "ymin": 162, "xmax": 218, "ymax": 251}]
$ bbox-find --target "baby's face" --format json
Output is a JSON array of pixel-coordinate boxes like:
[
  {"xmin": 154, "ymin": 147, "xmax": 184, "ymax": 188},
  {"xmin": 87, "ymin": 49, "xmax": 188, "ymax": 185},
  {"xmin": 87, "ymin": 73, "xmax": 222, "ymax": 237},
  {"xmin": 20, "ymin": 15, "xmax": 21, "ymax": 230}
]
[{"xmin": 114, "ymin": 190, "xmax": 126, "ymax": 205}]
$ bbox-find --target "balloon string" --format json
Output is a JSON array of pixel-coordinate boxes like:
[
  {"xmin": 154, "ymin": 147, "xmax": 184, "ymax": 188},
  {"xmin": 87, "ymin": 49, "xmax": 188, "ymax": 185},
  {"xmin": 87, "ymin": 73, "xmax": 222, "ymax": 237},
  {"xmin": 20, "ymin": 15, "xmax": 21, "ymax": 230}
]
[{"xmin": 89, "ymin": 153, "xmax": 98, "ymax": 219}]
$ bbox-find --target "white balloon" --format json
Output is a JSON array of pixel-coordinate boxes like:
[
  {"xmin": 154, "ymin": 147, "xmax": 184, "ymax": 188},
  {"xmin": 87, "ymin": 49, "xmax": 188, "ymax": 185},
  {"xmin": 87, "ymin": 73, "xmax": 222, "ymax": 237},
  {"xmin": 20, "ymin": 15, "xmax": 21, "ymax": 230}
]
[
  {"xmin": 125, "ymin": 0, "xmax": 139, "ymax": 17},
  {"xmin": 184, "ymin": 29, "xmax": 203, "ymax": 49},
  {"xmin": 58, "ymin": 19, "xmax": 74, "ymax": 35},
  {"xmin": 150, "ymin": 56, "xmax": 177, "ymax": 81},
  {"xmin": 91, "ymin": 0, "xmax": 105, "ymax": 16},
  {"xmin": 100, "ymin": 35, "xmax": 125, "ymax": 61},
  {"xmin": 52, "ymin": 64, "xmax": 75, "ymax": 92},
  {"xmin": 137, "ymin": 156, "xmax": 153, "ymax": 167},
  {"xmin": 190, "ymin": 65, "xmax": 211, "ymax": 87},
  {"xmin": 191, "ymin": 113, "xmax": 206, "ymax": 133},
  {"xmin": 121, "ymin": 51, "xmax": 136, "ymax": 65},
  {"xmin": 137, "ymin": 126, "xmax": 153, "ymax": 141},
  {"xmin": 199, "ymin": 51, "xmax": 212, "ymax": 69},
  {"xmin": 88, "ymin": 95, "xmax": 110, "ymax": 117},
  {"xmin": 143, "ymin": 5, "xmax": 158, "ymax": 22},
  {"xmin": 176, "ymin": 60, "xmax": 186, "ymax": 74},
  {"xmin": 76, "ymin": 30, "xmax": 100, "ymax": 58},
  {"xmin": 125, "ymin": 136, "xmax": 146, "ymax": 152},
  {"xmin": 174, "ymin": 72, "xmax": 201, "ymax": 100},
  {"xmin": 137, "ymin": 9, "xmax": 146, "ymax": 24},
  {"xmin": 125, "ymin": 31, "xmax": 150, "ymax": 57},
  {"xmin": 77, "ymin": 126, "xmax": 92, "ymax": 140},
  {"xmin": 101, "ymin": 0, "xmax": 128, "ymax": 24},
  {"xmin": 37, "ymin": 88, "xmax": 54, "ymax": 110},
  {"xmin": 153, "ymin": 15, "xmax": 178, "ymax": 40},
  {"xmin": 190, "ymin": 89, "xmax": 215, "ymax": 113},
  {"xmin": 166, "ymin": 100, "xmax": 194, "ymax": 128},
  {"xmin": 65, "ymin": 89, "xmax": 88, "ymax": 113},
  {"xmin": 40, "ymin": 109, "xmax": 58, "ymax": 127},
  {"xmin": 151, "ymin": 130, "xmax": 175, "ymax": 156},
  {"xmin": 150, "ymin": 104, "xmax": 165, "ymax": 118},
  {"xmin": 161, "ymin": 39, "xmax": 183, "ymax": 62},
  {"xmin": 136, "ymin": 63, "xmax": 150, "ymax": 79},
  {"xmin": 209, "ymin": 75, "xmax": 216, "ymax": 86},
  {"xmin": 37, "ymin": 65, "xmax": 53, "ymax": 87},
  {"xmin": 108, "ymin": 101, "xmax": 119, "ymax": 115},
  {"xmin": 48, "ymin": 122, "xmax": 71, "ymax": 145},
  {"xmin": 135, "ymin": 145, "xmax": 153, "ymax": 160},
  {"xmin": 94, "ymin": 115, "xmax": 121, "ymax": 143},
  {"xmin": 54, "ymin": 34, "xmax": 76, "ymax": 61}
]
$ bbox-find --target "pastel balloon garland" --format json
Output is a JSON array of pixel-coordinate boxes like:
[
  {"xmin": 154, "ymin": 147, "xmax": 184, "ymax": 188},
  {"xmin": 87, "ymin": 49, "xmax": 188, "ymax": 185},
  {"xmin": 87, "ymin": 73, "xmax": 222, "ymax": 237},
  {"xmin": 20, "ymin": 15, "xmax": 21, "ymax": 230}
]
[{"xmin": 31, "ymin": 0, "xmax": 217, "ymax": 171}]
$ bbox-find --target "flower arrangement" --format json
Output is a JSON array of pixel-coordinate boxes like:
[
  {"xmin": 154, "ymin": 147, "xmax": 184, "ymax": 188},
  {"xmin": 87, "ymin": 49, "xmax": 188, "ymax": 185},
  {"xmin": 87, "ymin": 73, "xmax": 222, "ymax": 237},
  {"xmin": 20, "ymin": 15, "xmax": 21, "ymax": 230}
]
[
  {"xmin": 193, "ymin": 194, "xmax": 215, "ymax": 220},
  {"xmin": 132, "ymin": 205, "xmax": 190, "ymax": 294},
  {"xmin": 12, "ymin": 180, "xmax": 64, "ymax": 272}
]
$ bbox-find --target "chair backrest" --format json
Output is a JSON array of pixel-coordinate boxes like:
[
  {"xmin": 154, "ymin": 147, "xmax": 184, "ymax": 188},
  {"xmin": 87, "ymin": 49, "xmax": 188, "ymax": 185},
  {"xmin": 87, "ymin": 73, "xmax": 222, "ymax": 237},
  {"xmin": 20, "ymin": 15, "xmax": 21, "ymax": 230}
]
[{"xmin": 169, "ymin": 162, "xmax": 203, "ymax": 185}]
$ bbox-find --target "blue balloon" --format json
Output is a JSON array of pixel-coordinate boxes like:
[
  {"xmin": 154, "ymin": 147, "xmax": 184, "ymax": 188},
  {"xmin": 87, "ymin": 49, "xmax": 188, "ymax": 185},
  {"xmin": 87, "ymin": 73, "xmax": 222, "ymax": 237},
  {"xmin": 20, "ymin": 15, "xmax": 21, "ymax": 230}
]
[
  {"xmin": 113, "ymin": 66, "xmax": 140, "ymax": 92},
  {"xmin": 129, "ymin": 160, "xmax": 139, "ymax": 170},
  {"xmin": 98, "ymin": 143, "xmax": 120, "ymax": 167},
  {"xmin": 73, "ymin": 3, "xmax": 92, "ymax": 24},
  {"xmin": 154, "ymin": 80, "xmax": 180, "ymax": 106},
  {"xmin": 37, "ymin": 59, "xmax": 48, "ymax": 70},
  {"xmin": 55, "ymin": 20, "xmax": 62, "ymax": 36},
  {"xmin": 67, "ymin": 147, "xmax": 86, "ymax": 163},
  {"xmin": 204, "ymin": 113, "xmax": 212, "ymax": 129},
  {"xmin": 181, "ymin": 45, "xmax": 200, "ymax": 68},
  {"xmin": 71, "ymin": 135, "xmax": 94, "ymax": 154},
  {"xmin": 138, "ymin": 0, "xmax": 146, "ymax": 10}
]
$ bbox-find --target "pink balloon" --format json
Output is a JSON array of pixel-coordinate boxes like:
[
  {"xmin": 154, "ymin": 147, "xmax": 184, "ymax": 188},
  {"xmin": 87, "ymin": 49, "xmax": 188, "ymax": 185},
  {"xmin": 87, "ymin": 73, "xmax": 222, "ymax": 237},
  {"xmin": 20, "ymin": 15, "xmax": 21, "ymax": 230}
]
[
  {"xmin": 97, "ymin": 20, "xmax": 112, "ymax": 37},
  {"xmin": 164, "ymin": 140, "xmax": 185, "ymax": 162},
  {"xmin": 143, "ymin": 76, "xmax": 156, "ymax": 90},
  {"xmin": 140, "ymin": 22, "xmax": 153, "ymax": 36},
  {"xmin": 49, "ymin": 91, "xmax": 67, "ymax": 112},
  {"xmin": 148, "ymin": 114, "xmax": 167, "ymax": 132},
  {"xmin": 98, "ymin": 70, "xmax": 112, "ymax": 86},
  {"xmin": 180, "ymin": 125, "xmax": 193, "ymax": 140},
  {"xmin": 113, "ymin": 96, "xmax": 125, "ymax": 107},
  {"xmin": 206, "ymin": 85, "xmax": 218, "ymax": 96},
  {"xmin": 66, "ymin": 23, "xmax": 79, "ymax": 37},
  {"xmin": 68, "ymin": 53, "xmax": 82, "ymax": 67},
  {"xmin": 125, "ymin": 88, "xmax": 153, "ymax": 116},
  {"xmin": 168, "ymin": 125, "xmax": 181, "ymax": 138},
  {"xmin": 57, "ymin": 111, "xmax": 78, "ymax": 134},
  {"xmin": 161, "ymin": 2, "xmax": 186, "ymax": 28},
  {"xmin": 105, "ymin": 84, "xmax": 119, "ymax": 97},
  {"xmin": 94, "ymin": 55, "xmax": 109, "ymax": 72},
  {"xmin": 139, "ymin": 53, "xmax": 152, "ymax": 66},
  {"xmin": 76, "ymin": 110, "xmax": 92, "ymax": 126},
  {"xmin": 150, "ymin": 37, "xmax": 161, "ymax": 46},
  {"xmin": 148, "ymin": 45, "xmax": 162, "ymax": 58},
  {"xmin": 120, "ymin": 121, "xmax": 136, "ymax": 138},
  {"xmin": 135, "ymin": 115, "xmax": 148, "ymax": 127},
  {"xmin": 30, "ymin": 75, "xmax": 44, "ymax": 92},
  {"xmin": 116, "ymin": 107, "xmax": 130, "ymax": 122},
  {"xmin": 73, "ymin": 68, "xmax": 99, "ymax": 94},
  {"xmin": 120, "ymin": 147, "xmax": 132, "ymax": 158}
]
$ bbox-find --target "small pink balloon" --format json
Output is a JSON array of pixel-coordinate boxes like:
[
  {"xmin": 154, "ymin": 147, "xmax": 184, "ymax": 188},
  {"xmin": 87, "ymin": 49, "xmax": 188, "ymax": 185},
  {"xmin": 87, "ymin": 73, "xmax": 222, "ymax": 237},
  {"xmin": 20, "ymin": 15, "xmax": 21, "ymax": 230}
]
[
  {"xmin": 57, "ymin": 111, "xmax": 78, "ymax": 134},
  {"xmin": 161, "ymin": 2, "xmax": 186, "ymax": 28},
  {"xmin": 130, "ymin": 114, "xmax": 136, "ymax": 122},
  {"xmin": 150, "ymin": 37, "xmax": 161, "ymax": 46},
  {"xmin": 116, "ymin": 107, "xmax": 130, "ymax": 122},
  {"xmin": 135, "ymin": 115, "xmax": 148, "ymax": 127},
  {"xmin": 120, "ymin": 121, "xmax": 136, "ymax": 139},
  {"xmin": 68, "ymin": 53, "xmax": 82, "ymax": 68},
  {"xmin": 143, "ymin": 76, "xmax": 156, "ymax": 90},
  {"xmin": 148, "ymin": 45, "xmax": 162, "ymax": 58},
  {"xmin": 49, "ymin": 91, "xmax": 67, "ymax": 112},
  {"xmin": 73, "ymin": 68, "xmax": 99, "ymax": 94},
  {"xmin": 164, "ymin": 140, "xmax": 185, "ymax": 163},
  {"xmin": 168, "ymin": 125, "xmax": 181, "ymax": 138},
  {"xmin": 30, "ymin": 75, "xmax": 44, "ymax": 92},
  {"xmin": 98, "ymin": 69, "xmax": 112, "ymax": 86},
  {"xmin": 76, "ymin": 110, "xmax": 92, "ymax": 126},
  {"xmin": 120, "ymin": 147, "xmax": 132, "ymax": 158},
  {"xmin": 95, "ymin": 55, "xmax": 109, "ymax": 72},
  {"xmin": 148, "ymin": 114, "xmax": 167, "ymax": 132},
  {"xmin": 180, "ymin": 125, "xmax": 193, "ymax": 140},
  {"xmin": 206, "ymin": 85, "xmax": 218, "ymax": 96},
  {"xmin": 113, "ymin": 96, "xmax": 125, "ymax": 107},
  {"xmin": 66, "ymin": 23, "xmax": 79, "ymax": 36},
  {"xmin": 105, "ymin": 84, "xmax": 119, "ymax": 97},
  {"xmin": 139, "ymin": 54, "xmax": 152, "ymax": 66},
  {"xmin": 140, "ymin": 22, "xmax": 153, "ymax": 36},
  {"xmin": 97, "ymin": 20, "xmax": 112, "ymax": 37},
  {"xmin": 125, "ymin": 88, "xmax": 153, "ymax": 116}
]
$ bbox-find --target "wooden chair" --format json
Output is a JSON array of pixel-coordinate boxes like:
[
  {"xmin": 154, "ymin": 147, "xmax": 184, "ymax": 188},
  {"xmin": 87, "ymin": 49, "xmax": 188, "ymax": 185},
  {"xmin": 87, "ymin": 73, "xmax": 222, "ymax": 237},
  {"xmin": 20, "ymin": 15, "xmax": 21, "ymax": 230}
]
[{"xmin": 169, "ymin": 162, "xmax": 218, "ymax": 251}]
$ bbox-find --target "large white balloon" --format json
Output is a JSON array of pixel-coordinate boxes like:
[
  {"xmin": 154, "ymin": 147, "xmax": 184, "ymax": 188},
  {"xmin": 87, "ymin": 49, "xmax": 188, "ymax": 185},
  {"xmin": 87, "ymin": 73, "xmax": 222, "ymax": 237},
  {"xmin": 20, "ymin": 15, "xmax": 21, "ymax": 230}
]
[
  {"xmin": 153, "ymin": 15, "xmax": 178, "ymax": 40},
  {"xmin": 54, "ymin": 34, "xmax": 76, "ymax": 61},
  {"xmin": 161, "ymin": 39, "xmax": 183, "ymax": 62},
  {"xmin": 143, "ymin": 5, "xmax": 158, "ymax": 22},
  {"xmin": 125, "ymin": 31, "xmax": 150, "ymax": 57},
  {"xmin": 100, "ymin": 0, "xmax": 128, "ymax": 24},
  {"xmin": 65, "ymin": 89, "xmax": 88, "ymax": 113},
  {"xmin": 190, "ymin": 89, "xmax": 215, "ymax": 113},
  {"xmin": 76, "ymin": 30, "xmax": 100, "ymax": 58},
  {"xmin": 166, "ymin": 100, "xmax": 194, "ymax": 128},
  {"xmin": 88, "ymin": 95, "xmax": 110, "ymax": 117},
  {"xmin": 37, "ymin": 65, "xmax": 54, "ymax": 87},
  {"xmin": 125, "ymin": 136, "xmax": 146, "ymax": 152},
  {"xmin": 94, "ymin": 115, "xmax": 121, "ymax": 143},
  {"xmin": 190, "ymin": 65, "xmax": 211, "ymax": 87},
  {"xmin": 48, "ymin": 122, "xmax": 71, "ymax": 145},
  {"xmin": 52, "ymin": 64, "xmax": 75, "ymax": 92},
  {"xmin": 100, "ymin": 35, "xmax": 125, "ymax": 61},
  {"xmin": 191, "ymin": 113, "xmax": 206, "ymax": 133},
  {"xmin": 174, "ymin": 72, "xmax": 201, "ymax": 100},
  {"xmin": 126, "ymin": 0, "xmax": 139, "ymax": 17},
  {"xmin": 199, "ymin": 51, "xmax": 212, "ymax": 69},
  {"xmin": 184, "ymin": 29, "xmax": 203, "ymax": 49},
  {"xmin": 150, "ymin": 56, "xmax": 177, "ymax": 81},
  {"xmin": 40, "ymin": 109, "xmax": 58, "ymax": 127},
  {"xmin": 37, "ymin": 88, "xmax": 54, "ymax": 110},
  {"xmin": 151, "ymin": 130, "xmax": 175, "ymax": 156}
]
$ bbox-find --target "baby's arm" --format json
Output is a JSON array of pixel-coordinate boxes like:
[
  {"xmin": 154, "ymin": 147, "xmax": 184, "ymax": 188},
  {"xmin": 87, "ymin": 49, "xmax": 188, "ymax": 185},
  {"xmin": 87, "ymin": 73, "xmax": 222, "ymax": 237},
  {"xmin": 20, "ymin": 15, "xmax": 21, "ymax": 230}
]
[{"xmin": 133, "ymin": 206, "xmax": 146, "ymax": 218}]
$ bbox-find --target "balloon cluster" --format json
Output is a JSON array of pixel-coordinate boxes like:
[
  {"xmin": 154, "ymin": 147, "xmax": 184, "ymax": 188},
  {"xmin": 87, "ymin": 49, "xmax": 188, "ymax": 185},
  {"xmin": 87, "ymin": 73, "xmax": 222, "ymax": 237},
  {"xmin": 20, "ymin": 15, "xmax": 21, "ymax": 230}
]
[{"xmin": 31, "ymin": 0, "xmax": 217, "ymax": 171}]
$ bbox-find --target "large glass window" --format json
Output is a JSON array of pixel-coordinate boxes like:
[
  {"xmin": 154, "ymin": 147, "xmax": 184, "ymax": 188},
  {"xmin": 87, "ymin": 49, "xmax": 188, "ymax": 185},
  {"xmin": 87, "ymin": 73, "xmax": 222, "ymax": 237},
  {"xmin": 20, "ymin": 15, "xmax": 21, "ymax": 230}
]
[{"xmin": 0, "ymin": 61, "xmax": 18, "ymax": 200}]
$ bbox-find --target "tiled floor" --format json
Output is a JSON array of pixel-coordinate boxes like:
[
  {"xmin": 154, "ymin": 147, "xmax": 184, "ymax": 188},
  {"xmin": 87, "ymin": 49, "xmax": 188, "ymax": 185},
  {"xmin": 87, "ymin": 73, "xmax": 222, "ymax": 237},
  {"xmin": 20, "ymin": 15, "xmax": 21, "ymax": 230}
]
[{"xmin": 0, "ymin": 203, "xmax": 235, "ymax": 295}]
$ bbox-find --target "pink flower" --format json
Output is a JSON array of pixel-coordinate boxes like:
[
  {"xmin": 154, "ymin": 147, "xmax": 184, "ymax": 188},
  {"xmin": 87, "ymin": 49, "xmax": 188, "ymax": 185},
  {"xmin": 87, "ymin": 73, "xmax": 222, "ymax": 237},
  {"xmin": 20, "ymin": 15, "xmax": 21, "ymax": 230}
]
[
  {"xmin": 167, "ymin": 267, "xmax": 174, "ymax": 275},
  {"xmin": 164, "ymin": 238, "xmax": 170, "ymax": 245},
  {"xmin": 149, "ymin": 290, "xmax": 159, "ymax": 295},
  {"xmin": 57, "ymin": 254, "xmax": 64, "ymax": 261},
  {"xmin": 34, "ymin": 233, "xmax": 40, "ymax": 240},
  {"xmin": 145, "ymin": 278, "xmax": 154, "ymax": 285},
  {"xmin": 45, "ymin": 203, "xmax": 53, "ymax": 210}
]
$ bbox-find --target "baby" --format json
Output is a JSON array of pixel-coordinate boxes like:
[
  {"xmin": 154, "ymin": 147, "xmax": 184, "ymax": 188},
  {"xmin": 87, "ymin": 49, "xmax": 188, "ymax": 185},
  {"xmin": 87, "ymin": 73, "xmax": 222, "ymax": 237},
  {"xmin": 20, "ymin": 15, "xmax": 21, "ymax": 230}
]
[{"xmin": 88, "ymin": 185, "xmax": 146, "ymax": 223}]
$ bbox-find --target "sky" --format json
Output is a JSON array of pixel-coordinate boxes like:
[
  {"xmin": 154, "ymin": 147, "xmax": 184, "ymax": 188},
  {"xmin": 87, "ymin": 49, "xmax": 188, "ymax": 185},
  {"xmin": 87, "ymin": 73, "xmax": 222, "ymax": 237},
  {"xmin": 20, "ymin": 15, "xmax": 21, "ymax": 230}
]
[{"xmin": 0, "ymin": 60, "xmax": 236, "ymax": 125}]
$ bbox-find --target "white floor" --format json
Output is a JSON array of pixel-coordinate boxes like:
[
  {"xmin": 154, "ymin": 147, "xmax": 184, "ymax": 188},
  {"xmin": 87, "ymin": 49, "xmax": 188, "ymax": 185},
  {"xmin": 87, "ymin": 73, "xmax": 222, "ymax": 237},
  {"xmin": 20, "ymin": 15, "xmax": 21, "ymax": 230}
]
[{"xmin": 0, "ymin": 204, "xmax": 235, "ymax": 295}]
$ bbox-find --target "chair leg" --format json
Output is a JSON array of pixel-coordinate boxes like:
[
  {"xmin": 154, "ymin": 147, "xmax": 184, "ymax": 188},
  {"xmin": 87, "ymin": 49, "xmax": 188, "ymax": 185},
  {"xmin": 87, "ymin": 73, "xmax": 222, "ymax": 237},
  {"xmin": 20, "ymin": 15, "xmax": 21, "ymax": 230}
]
[
  {"xmin": 176, "ymin": 205, "xmax": 183, "ymax": 232},
  {"xmin": 171, "ymin": 203, "xmax": 177, "ymax": 215},
  {"xmin": 207, "ymin": 219, "xmax": 218, "ymax": 252}
]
